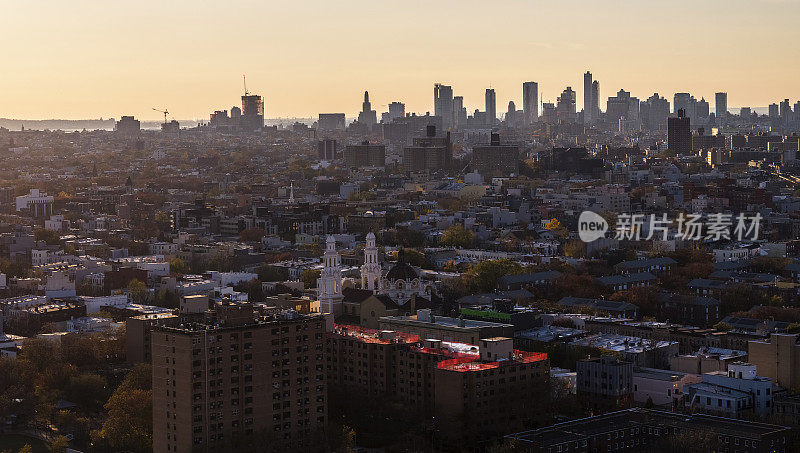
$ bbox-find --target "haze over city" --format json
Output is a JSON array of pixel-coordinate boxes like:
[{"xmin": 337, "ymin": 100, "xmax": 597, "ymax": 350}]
[{"xmin": 2, "ymin": 0, "xmax": 800, "ymax": 120}]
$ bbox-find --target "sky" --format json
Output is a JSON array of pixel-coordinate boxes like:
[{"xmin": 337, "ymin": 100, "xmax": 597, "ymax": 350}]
[{"xmin": 1, "ymin": 0, "xmax": 799, "ymax": 121}]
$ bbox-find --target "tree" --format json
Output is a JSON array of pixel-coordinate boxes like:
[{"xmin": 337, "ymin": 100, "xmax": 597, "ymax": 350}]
[
  {"xmin": 564, "ymin": 239, "xmax": 586, "ymax": 258},
  {"xmin": 49, "ymin": 436, "xmax": 68, "ymax": 453},
  {"xmin": 468, "ymin": 259, "xmax": 524, "ymax": 293},
  {"xmin": 118, "ymin": 363, "xmax": 152, "ymax": 392},
  {"xmin": 169, "ymin": 257, "xmax": 186, "ymax": 274},
  {"xmin": 93, "ymin": 388, "xmax": 152, "ymax": 453},
  {"xmin": 34, "ymin": 228, "xmax": 61, "ymax": 245},
  {"xmin": 257, "ymin": 264, "xmax": 286, "ymax": 282},
  {"xmin": 545, "ymin": 218, "xmax": 568, "ymax": 238},
  {"xmin": 67, "ymin": 373, "xmax": 108, "ymax": 413},
  {"xmin": 208, "ymin": 251, "xmax": 234, "ymax": 272},
  {"xmin": 645, "ymin": 396, "xmax": 655, "ymax": 409},
  {"xmin": 397, "ymin": 248, "xmax": 430, "ymax": 269},
  {"xmin": 713, "ymin": 321, "xmax": 733, "ymax": 332},
  {"xmin": 301, "ymin": 269, "xmax": 321, "ymax": 289},
  {"xmin": 238, "ymin": 227, "xmax": 266, "ymax": 243},
  {"xmin": 440, "ymin": 224, "xmax": 476, "ymax": 248},
  {"xmin": 127, "ymin": 279, "xmax": 148, "ymax": 305}
]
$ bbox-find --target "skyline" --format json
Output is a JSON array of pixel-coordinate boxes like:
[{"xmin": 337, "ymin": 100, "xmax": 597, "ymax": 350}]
[{"xmin": 2, "ymin": 0, "xmax": 800, "ymax": 121}]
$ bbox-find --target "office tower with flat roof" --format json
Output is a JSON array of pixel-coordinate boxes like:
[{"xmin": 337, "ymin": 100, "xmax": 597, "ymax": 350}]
[
  {"xmin": 642, "ymin": 93, "xmax": 670, "ymax": 131},
  {"xmin": 668, "ymin": 109, "xmax": 692, "ymax": 154},
  {"xmin": 151, "ymin": 303, "xmax": 328, "ymax": 453},
  {"xmin": 434, "ymin": 84, "xmax": 454, "ymax": 129},
  {"xmin": 485, "ymin": 88, "xmax": 497, "ymax": 126},
  {"xmin": 584, "ymin": 71, "xmax": 594, "ymax": 125},
  {"xmin": 715, "ymin": 92, "xmax": 728, "ymax": 125},
  {"xmin": 403, "ymin": 125, "xmax": 453, "ymax": 172},
  {"xmin": 522, "ymin": 81, "xmax": 539, "ymax": 125},
  {"xmin": 343, "ymin": 141, "xmax": 386, "ymax": 168},
  {"xmin": 387, "ymin": 102, "xmax": 405, "ymax": 122},
  {"xmin": 471, "ymin": 132, "xmax": 519, "ymax": 178},
  {"xmin": 318, "ymin": 139, "xmax": 337, "ymax": 161},
  {"xmin": 115, "ymin": 115, "xmax": 141, "ymax": 136},
  {"xmin": 674, "ymin": 92, "xmax": 697, "ymax": 119},
  {"xmin": 241, "ymin": 94, "xmax": 264, "ymax": 131},
  {"xmin": 453, "ymin": 96, "xmax": 467, "ymax": 128},
  {"xmin": 591, "ymin": 80, "xmax": 600, "ymax": 120}
]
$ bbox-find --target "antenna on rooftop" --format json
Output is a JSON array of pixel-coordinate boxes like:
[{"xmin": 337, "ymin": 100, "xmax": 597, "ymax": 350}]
[{"xmin": 243, "ymin": 75, "xmax": 249, "ymax": 96}]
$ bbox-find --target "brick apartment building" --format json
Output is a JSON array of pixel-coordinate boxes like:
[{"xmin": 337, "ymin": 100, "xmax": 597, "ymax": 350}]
[
  {"xmin": 151, "ymin": 303, "xmax": 328, "ymax": 452},
  {"xmin": 327, "ymin": 325, "xmax": 550, "ymax": 440}
]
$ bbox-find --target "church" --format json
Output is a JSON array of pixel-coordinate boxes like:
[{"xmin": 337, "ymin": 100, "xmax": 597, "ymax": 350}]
[{"xmin": 316, "ymin": 233, "xmax": 440, "ymax": 328}]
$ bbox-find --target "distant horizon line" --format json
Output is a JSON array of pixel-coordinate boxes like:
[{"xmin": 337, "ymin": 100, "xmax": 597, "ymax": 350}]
[{"xmin": 0, "ymin": 106, "xmax": 779, "ymax": 124}]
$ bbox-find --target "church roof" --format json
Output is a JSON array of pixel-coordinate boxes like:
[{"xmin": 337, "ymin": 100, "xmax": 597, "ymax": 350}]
[
  {"xmin": 342, "ymin": 287, "xmax": 375, "ymax": 304},
  {"xmin": 386, "ymin": 261, "xmax": 419, "ymax": 281}
]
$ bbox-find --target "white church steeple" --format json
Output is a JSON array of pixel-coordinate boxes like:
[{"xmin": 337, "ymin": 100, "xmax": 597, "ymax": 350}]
[
  {"xmin": 361, "ymin": 232, "xmax": 381, "ymax": 291},
  {"xmin": 317, "ymin": 235, "xmax": 343, "ymax": 315}
]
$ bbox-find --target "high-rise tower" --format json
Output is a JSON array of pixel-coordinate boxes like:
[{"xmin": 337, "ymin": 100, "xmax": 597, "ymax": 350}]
[
  {"xmin": 583, "ymin": 71, "xmax": 594, "ymax": 125},
  {"xmin": 485, "ymin": 88, "xmax": 497, "ymax": 126},
  {"xmin": 358, "ymin": 91, "xmax": 377, "ymax": 126},
  {"xmin": 715, "ymin": 92, "xmax": 728, "ymax": 126},
  {"xmin": 434, "ymin": 84, "xmax": 455, "ymax": 129},
  {"xmin": 522, "ymin": 82, "xmax": 538, "ymax": 125}
]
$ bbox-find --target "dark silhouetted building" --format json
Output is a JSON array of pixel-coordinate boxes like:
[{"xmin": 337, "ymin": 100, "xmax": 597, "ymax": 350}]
[
  {"xmin": 343, "ymin": 141, "xmax": 385, "ymax": 168},
  {"xmin": 668, "ymin": 109, "xmax": 692, "ymax": 154},
  {"xmin": 241, "ymin": 94, "xmax": 264, "ymax": 131},
  {"xmin": 402, "ymin": 125, "xmax": 453, "ymax": 172},
  {"xmin": 523, "ymin": 81, "xmax": 539, "ymax": 125},
  {"xmin": 471, "ymin": 133, "xmax": 519, "ymax": 177}
]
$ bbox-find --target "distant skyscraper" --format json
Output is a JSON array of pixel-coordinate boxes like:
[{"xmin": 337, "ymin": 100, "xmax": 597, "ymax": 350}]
[
  {"xmin": 769, "ymin": 103, "xmax": 780, "ymax": 118},
  {"xmin": 506, "ymin": 101, "xmax": 517, "ymax": 125},
  {"xmin": 434, "ymin": 84, "xmax": 454, "ymax": 129},
  {"xmin": 522, "ymin": 82, "xmax": 538, "ymax": 125},
  {"xmin": 241, "ymin": 94, "xmax": 264, "ymax": 131},
  {"xmin": 642, "ymin": 93, "xmax": 670, "ymax": 131},
  {"xmin": 591, "ymin": 81, "xmax": 600, "ymax": 120},
  {"xmin": 606, "ymin": 89, "xmax": 639, "ymax": 131},
  {"xmin": 696, "ymin": 98, "xmax": 709, "ymax": 122},
  {"xmin": 583, "ymin": 71, "xmax": 594, "ymax": 125},
  {"xmin": 388, "ymin": 102, "xmax": 405, "ymax": 122},
  {"xmin": 485, "ymin": 88, "xmax": 497, "ymax": 126},
  {"xmin": 715, "ymin": 92, "xmax": 728, "ymax": 125},
  {"xmin": 453, "ymin": 96, "xmax": 467, "ymax": 128},
  {"xmin": 668, "ymin": 109, "xmax": 692, "ymax": 154},
  {"xmin": 357, "ymin": 91, "xmax": 377, "ymax": 127},
  {"xmin": 556, "ymin": 87, "xmax": 576, "ymax": 121},
  {"xmin": 740, "ymin": 107, "xmax": 751, "ymax": 119},
  {"xmin": 674, "ymin": 93, "xmax": 697, "ymax": 119},
  {"xmin": 780, "ymin": 99, "xmax": 791, "ymax": 123}
]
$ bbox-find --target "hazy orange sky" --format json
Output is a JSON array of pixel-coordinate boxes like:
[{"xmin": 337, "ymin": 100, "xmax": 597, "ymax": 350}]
[{"xmin": 1, "ymin": 0, "xmax": 798, "ymax": 121}]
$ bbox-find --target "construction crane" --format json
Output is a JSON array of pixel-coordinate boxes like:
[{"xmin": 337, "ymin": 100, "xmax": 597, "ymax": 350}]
[{"xmin": 152, "ymin": 107, "xmax": 169, "ymax": 125}]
